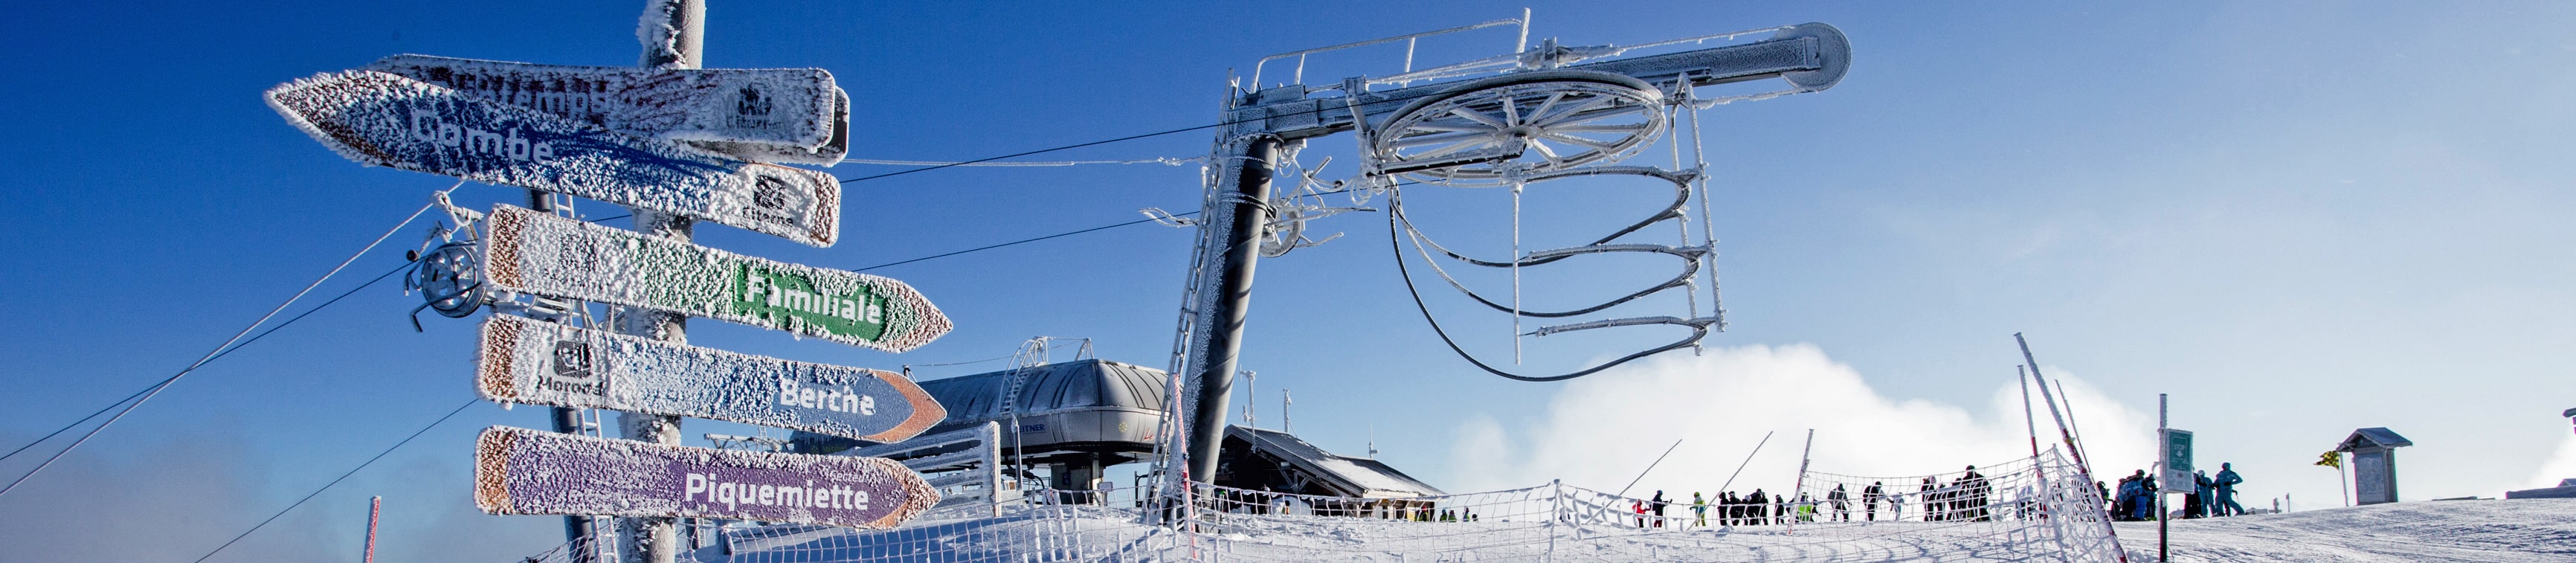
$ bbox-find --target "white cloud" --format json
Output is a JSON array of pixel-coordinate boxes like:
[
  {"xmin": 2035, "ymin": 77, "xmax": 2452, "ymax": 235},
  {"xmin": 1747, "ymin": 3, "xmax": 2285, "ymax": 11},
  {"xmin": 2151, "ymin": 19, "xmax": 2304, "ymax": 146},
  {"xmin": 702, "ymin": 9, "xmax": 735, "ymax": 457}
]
[
  {"xmin": 2527, "ymin": 434, "xmax": 2576, "ymax": 489},
  {"xmin": 1447, "ymin": 344, "xmax": 2157, "ymax": 499}
]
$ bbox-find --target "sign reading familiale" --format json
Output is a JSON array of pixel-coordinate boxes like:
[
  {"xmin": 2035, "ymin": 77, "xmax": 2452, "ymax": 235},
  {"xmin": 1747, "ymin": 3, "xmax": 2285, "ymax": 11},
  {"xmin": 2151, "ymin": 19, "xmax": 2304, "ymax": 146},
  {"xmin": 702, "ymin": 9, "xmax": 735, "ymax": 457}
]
[
  {"xmin": 482, "ymin": 205, "xmax": 950, "ymax": 353},
  {"xmin": 366, "ymin": 54, "xmax": 849, "ymax": 165},
  {"xmin": 473, "ymin": 426, "xmax": 938, "ymax": 530},
  {"xmin": 264, "ymin": 70, "xmax": 841, "ymax": 247},
  {"xmin": 477, "ymin": 315, "xmax": 946, "ymax": 442}
]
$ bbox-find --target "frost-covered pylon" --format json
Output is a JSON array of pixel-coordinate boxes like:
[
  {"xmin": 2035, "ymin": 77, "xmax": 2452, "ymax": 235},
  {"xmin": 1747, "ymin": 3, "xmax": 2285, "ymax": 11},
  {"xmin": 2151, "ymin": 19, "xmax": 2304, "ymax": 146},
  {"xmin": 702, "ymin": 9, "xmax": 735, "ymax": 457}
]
[{"xmin": 1146, "ymin": 11, "xmax": 1853, "ymax": 509}]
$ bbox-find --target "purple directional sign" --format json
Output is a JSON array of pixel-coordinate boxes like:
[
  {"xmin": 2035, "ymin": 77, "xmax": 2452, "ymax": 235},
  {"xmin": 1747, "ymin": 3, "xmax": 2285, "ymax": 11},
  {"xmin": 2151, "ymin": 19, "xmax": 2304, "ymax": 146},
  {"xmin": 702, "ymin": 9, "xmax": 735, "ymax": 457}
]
[
  {"xmin": 478, "ymin": 315, "xmax": 947, "ymax": 443},
  {"xmin": 474, "ymin": 426, "xmax": 938, "ymax": 530},
  {"xmin": 265, "ymin": 70, "xmax": 842, "ymax": 247},
  {"xmin": 367, "ymin": 54, "xmax": 849, "ymax": 165}
]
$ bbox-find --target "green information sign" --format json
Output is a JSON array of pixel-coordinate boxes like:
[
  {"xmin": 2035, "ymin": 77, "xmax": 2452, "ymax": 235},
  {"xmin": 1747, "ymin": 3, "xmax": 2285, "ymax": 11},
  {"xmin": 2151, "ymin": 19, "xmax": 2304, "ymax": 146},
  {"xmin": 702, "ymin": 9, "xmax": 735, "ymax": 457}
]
[
  {"xmin": 484, "ymin": 205, "xmax": 951, "ymax": 353},
  {"xmin": 2161, "ymin": 428, "xmax": 2195, "ymax": 489}
]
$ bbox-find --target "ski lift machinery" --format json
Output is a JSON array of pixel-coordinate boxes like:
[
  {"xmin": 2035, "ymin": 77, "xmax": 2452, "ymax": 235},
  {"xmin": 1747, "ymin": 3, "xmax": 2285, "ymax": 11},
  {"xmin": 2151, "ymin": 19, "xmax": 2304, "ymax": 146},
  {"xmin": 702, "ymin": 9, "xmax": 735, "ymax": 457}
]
[{"xmin": 1153, "ymin": 12, "xmax": 1851, "ymax": 493}]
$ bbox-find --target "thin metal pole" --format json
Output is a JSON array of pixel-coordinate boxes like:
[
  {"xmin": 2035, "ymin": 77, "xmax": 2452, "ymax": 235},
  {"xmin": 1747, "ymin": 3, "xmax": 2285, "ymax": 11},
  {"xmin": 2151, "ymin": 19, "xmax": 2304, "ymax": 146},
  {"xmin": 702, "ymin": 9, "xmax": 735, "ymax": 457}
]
[
  {"xmin": 2055, "ymin": 378, "xmax": 2097, "ymax": 474},
  {"xmin": 1184, "ymin": 136, "xmax": 1281, "ymax": 482},
  {"xmin": 2015, "ymin": 333, "xmax": 2129, "ymax": 562},
  {"xmin": 619, "ymin": 2, "xmax": 700, "ymax": 562},
  {"xmin": 528, "ymin": 187, "xmax": 600, "ymax": 559},
  {"xmin": 2159, "ymin": 393, "xmax": 2168, "ymax": 562},
  {"xmin": 1614, "ymin": 439, "xmax": 1684, "ymax": 499},
  {"xmin": 364, "ymin": 496, "xmax": 381, "ymax": 563},
  {"xmin": 2018, "ymin": 367, "xmax": 2041, "ymax": 459},
  {"xmin": 1788, "ymin": 429, "xmax": 1814, "ymax": 535},
  {"xmin": 1715, "ymin": 431, "xmax": 1774, "ymax": 494}
]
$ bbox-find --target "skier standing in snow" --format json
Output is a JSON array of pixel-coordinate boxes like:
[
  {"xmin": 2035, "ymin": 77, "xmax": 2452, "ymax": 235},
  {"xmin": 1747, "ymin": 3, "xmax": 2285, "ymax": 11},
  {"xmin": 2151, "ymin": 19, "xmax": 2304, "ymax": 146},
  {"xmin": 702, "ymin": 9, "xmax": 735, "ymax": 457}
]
[
  {"xmin": 1829, "ymin": 483, "xmax": 1850, "ymax": 521},
  {"xmin": 2188, "ymin": 469, "xmax": 2212, "ymax": 518},
  {"xmin": 1919, "ymin": 477, "xmax": 1939, "ymax": 521},
  {"xmin": 1693, "ymin": 492, "xmax": 1707, "ymax": 527},
  {"xmin": 1652, "ymin": 491, "xmax": 1670, "ymax": 527},
  {"xmin": 1959, "ymin": 466, "xmax": 1990, "ymax": 521},
  {"xmin": 2214, "ymin": 463, "xmax": 2245, "ymax": 516},
  {"xmin": 1863, "ymin": 481, "xmax": 1884, "ymax": 521}
]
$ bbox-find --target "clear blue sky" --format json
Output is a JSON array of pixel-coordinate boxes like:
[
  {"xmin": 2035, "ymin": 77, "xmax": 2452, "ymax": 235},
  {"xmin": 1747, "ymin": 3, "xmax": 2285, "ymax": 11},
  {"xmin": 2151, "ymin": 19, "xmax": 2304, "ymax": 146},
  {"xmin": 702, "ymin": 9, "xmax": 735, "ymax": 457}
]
[{"xmin": 4, "ymin": 1, "xmax": 2573, "ymax": 560}]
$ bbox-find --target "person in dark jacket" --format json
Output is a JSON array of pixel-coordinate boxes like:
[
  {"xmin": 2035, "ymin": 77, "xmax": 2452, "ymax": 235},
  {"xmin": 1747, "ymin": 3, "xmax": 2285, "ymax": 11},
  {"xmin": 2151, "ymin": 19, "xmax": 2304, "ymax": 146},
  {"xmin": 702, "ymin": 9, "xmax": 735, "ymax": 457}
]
[
  {"xmin": 1748, "ymin": 489, "xmax": 1769, "ymax": 525},
  {"xmin": 1919, "ymin": 477, "xmax": 1939, "ymax": 521},
  {"xmin": 1863, "ymin": 481, "xmax": 1884, "ymax": 521},
  {"xmin": 1959, "ymin": 466, "xmax": 1990, "ymax": 521},
  {"xmin": 1651, "ymin": 490, "xmax": 1669, "ymax": 527},
  {"xmin": 1828, "ymin": 484, "xmax": 1850, "ymax": 521}
]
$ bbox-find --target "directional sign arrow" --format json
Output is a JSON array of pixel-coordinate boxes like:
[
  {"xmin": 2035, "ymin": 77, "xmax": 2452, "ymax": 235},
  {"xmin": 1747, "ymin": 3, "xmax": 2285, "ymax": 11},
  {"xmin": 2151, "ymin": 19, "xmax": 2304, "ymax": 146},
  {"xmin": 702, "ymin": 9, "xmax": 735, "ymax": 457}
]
[
  {"xmin": 367, "ymin": 54, "xmax": 849, "ymax": 165},
  {"xmin": 265, "ymin": 70, "xmax": 842, "ymax": 247},
  {"xmin": 478, "ymin": 315, "xmax": 946, "ymax": 442},
  {"xmin": 483, "ymin": 205, "xmax": 952, "ymax": 353},
  {"xmin": 473, "ymin": 426, "xmax": 938, "ymax": 530}
]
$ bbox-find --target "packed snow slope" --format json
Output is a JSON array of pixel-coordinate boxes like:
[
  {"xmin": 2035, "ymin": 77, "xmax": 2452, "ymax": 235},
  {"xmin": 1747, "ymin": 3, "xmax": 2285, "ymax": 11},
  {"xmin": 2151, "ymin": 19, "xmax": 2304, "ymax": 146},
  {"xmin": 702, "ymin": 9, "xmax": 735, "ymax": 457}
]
[{"xmin": 2112, "ymin": 498, "xmax": 2576, "ymax": 562}]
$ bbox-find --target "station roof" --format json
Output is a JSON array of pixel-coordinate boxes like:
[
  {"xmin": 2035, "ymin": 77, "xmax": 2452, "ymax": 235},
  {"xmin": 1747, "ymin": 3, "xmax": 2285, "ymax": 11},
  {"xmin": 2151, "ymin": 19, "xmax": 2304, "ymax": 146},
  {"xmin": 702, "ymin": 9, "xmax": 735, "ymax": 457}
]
[
  {"xmin": 1228, "ymin": 425, "xmax": 1444, "ymax": 498},
  {"xmin": 918, "ymin": 358, "xmax": 1171, "ymax": 424},
  {"xmin": 2337, "ymin": 428, "xmax": 2413, "ymax": 452}
]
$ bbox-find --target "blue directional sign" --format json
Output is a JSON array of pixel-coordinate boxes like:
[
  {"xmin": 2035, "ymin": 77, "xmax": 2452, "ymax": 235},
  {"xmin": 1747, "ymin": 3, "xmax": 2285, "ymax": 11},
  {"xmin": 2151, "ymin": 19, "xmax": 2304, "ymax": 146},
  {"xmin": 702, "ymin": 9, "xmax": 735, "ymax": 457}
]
[
  {"xmin": 265, "ymin": 70, "xmax": 842, "ymax": 247},
  {"xmin": 477, "ymin": 315, "xmax": 946, "ymax": 443}
]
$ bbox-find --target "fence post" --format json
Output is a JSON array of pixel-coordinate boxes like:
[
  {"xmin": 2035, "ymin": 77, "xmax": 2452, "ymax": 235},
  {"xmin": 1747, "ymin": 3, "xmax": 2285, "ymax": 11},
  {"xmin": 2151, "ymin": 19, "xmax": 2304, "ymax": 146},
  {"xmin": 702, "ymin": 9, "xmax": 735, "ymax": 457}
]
[
  {"xmin": 1545, "ymin": 479, "xmax": 1560, "ymax": 562},
  {"xmin": 1788, "ymin": 429, "xmax": 1815, "ymax": 535}
]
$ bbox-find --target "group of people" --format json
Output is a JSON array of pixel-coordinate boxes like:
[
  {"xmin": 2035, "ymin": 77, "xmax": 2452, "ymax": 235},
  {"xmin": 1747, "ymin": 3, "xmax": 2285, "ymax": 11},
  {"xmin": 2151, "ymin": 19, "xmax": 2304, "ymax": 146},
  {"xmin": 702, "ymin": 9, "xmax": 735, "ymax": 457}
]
[
  {"xmin": 1844, "ymin": 466, "xmax": 1995, "ymax": 523},
  {"xmin": 1635, "ymin": 489, "xmax": 1811, "ymax": 528},
  {"xmin": 1623, "ymin": 465, "xmax": 2003, "ymax": 529},
  {"xmin": 2108, "ymin": 463, "xmax": 2244, "ymax": 521}
]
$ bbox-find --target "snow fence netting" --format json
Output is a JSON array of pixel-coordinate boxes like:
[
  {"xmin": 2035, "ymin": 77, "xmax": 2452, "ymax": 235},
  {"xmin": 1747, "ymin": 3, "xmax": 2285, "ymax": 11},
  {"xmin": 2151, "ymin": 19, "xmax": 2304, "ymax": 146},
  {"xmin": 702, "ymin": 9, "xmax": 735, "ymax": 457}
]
[{"xmin": 516, "ymin": 448, "xmax": 2121, "ymax": 562}]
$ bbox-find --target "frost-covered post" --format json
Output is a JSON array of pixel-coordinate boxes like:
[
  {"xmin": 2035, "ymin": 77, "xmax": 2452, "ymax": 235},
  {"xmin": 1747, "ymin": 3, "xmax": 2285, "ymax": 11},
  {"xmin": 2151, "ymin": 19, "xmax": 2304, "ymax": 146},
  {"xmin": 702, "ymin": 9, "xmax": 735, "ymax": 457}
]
[
  {"xmin": 618, "ymin": 1, "xmax": 703, "ymax": 563},
  {"xmin": 1545, "ymin": 479, "xmax": 1559, "ymax": 562}
]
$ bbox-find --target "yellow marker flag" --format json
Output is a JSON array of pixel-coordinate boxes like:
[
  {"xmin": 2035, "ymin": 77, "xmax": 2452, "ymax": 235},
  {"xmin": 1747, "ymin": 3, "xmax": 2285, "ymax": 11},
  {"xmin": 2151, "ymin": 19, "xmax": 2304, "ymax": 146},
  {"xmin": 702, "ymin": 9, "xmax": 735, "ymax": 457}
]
[{"xmin": 2314, "ymin": 451, "xmax": 2341, "ymax": 469}]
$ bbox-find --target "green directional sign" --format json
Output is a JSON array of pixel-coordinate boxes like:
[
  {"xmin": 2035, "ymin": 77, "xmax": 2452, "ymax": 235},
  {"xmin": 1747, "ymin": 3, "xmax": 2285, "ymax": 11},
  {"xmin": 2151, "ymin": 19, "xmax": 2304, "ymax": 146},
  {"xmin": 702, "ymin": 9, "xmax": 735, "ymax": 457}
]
[
  {"xmin": 2161, "ymin": 428, "xmax": 2194, "ymax": 489},
  {"xmin": 484, "ymin": 205, "xmax": 951, "ymax": 353}
]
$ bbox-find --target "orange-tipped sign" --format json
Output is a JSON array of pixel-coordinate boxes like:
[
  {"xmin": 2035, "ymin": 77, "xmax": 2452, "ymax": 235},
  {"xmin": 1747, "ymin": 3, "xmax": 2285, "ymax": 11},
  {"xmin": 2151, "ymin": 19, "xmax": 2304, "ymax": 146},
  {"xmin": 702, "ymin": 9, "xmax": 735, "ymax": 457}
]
[
  {"xmin": 474, "ymin": 426, "xmax": 938, "ymax": 530},
  {"xmin": 477, "ymin": 315, "xmax": 944, "ymax": 443}
]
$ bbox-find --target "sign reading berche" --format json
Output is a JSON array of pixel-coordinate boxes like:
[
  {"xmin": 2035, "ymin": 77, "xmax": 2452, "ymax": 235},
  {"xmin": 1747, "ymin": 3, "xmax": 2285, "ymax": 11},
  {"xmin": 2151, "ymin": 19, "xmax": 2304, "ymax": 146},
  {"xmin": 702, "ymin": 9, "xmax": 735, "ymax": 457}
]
[{"xmin": 477, "ymin": 315, "xmax": 945, "ymax": 443}]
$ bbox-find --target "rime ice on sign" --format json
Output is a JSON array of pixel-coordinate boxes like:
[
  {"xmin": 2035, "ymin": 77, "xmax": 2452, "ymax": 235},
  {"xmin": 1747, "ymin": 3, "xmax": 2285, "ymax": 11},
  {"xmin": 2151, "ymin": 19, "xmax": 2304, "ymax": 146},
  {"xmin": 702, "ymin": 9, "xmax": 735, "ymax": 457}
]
[
  {"xmin": 263, "ymin": 70, "xmax": 841, "ymax": 247},
  {"xmin": 474, "ymin": 426, "xmax": 938, "ymax": 530},
  {"xmin": 366, "ymin": 55, "xmax": 849, "ymax": 165},
  {"xmin": 482, "ymin": 205, "xmax": 951, "ymax": 353},
  {"xmin": 477, "ymin": 315, "xmax": 945, "ymax": 442}
]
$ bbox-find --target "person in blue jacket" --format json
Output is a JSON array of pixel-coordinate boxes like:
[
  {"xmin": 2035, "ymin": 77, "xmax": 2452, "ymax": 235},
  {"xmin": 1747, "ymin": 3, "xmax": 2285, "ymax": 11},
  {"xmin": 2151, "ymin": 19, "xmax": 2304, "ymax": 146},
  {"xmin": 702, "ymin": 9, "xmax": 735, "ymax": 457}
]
[{"xmin": 2213, "ymin": 463, "xmax": 2245, "ymax": 516}]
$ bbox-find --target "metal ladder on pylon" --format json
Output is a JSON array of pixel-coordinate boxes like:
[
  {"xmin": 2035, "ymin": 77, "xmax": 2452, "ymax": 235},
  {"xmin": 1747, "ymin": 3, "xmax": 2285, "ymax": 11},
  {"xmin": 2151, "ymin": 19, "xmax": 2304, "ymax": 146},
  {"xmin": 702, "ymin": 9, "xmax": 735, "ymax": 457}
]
[{"xmin": 1144, "ymin": 140, "xmax": 1236, "ymax": 509}]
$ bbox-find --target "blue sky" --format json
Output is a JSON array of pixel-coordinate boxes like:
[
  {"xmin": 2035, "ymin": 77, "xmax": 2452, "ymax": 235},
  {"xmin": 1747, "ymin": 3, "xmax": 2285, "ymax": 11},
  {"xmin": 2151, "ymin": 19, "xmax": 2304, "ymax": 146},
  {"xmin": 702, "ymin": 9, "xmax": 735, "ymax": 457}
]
[{"xmin": 5, "ymin": 1, "xmax": 2575, "ymax": 560}]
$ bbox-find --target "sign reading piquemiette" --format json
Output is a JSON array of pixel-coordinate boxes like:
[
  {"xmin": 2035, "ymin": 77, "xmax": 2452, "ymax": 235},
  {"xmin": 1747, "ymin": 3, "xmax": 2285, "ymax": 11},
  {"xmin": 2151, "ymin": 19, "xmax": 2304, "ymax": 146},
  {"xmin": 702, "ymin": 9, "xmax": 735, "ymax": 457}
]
[{"xmin": 473, "ymin": 426, "xmax": 937, "ymax": 530}]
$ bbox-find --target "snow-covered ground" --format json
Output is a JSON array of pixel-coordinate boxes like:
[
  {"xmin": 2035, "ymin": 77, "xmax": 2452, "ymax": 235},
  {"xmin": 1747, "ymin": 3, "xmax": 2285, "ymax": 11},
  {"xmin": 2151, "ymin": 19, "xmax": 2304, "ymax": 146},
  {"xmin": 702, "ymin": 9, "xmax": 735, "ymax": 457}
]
[
  {"xmin": 2113, "ymin": 498, "xmax": 2576, "ymax": 562},
  {"xmin": 696, "ymin": 498, "xmax": 2576, "ymax": 562}
]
